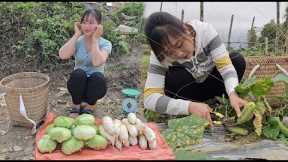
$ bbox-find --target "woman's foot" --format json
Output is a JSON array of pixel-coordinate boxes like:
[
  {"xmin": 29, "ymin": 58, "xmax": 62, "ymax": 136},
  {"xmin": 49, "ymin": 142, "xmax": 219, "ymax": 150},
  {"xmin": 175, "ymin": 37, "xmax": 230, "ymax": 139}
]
[
  {"xmin": 79, "ymin": 104, "xmax": 96, "ymax": 115},
  {"xmin": 66, "ymin": 105, "xmax": 81, "ymax": 118}
]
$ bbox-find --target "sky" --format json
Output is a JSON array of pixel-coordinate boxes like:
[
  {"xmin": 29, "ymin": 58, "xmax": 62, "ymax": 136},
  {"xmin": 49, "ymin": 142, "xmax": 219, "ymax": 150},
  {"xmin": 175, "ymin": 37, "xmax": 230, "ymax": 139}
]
[{"xmin": 144, "ymin": 2, "xmax": 288, "ymax": 47}]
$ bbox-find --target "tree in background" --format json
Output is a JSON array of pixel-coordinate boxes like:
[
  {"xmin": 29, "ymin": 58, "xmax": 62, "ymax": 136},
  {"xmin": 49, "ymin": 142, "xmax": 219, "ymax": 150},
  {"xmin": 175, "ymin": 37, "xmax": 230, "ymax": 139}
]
[{"xmin": 258, "ymin": 20, "xmax": 277, "ymax": 52}]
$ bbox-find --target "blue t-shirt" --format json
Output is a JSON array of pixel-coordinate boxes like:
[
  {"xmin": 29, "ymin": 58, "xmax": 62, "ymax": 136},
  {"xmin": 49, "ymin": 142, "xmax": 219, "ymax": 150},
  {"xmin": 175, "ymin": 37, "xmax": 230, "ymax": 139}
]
[{"xmin": 74, "ymin": 36, "xmax": 112, "ymax": 77}]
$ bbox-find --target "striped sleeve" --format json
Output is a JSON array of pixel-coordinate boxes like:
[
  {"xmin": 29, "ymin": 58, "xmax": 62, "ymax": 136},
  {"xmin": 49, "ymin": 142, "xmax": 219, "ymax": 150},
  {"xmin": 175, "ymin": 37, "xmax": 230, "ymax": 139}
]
[
  {"xmin": 143, "ymin": 52, "xmax": 191, "ymax": 115},
  {"xmin": 202, "ymin": 22, "xmax": 239, "ymax": 95}
]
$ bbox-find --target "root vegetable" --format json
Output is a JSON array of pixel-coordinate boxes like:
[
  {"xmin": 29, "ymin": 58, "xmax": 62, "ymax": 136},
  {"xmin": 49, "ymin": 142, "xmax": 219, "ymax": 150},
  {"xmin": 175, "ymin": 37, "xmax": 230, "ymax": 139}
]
[
  {"xmin": 138, "ymin": 135, "xmax": 148, "ymax": 149},
  {"xmin": 122, "ymin": 118, "xmax": 129, "ymax": 125},
  {"xmin": 148, "ymin": 139, "xmax": 157, "ymax": 150},
  {"xmin": 135, "ymin": 118, "xmax": 145, "ymax": 135},
  {"xmin": 115, "ymin": 137, "xmax": 122, "ymax": 150},
  {"xmin": 127, "ymin": 113, "xmax": 137, "ymax": 124},
  {"xmin": 99, "ymin": 125, "xmax": 115, "ymax": 146},
  {"xmin": 119, "ymin": 124, "xmax": 129, "ymax": 147},
  {"xmin": 128, "ymin": 136, "xmax": 138, "ymax": 146},
  {"xmin": 144, "ymin": 126, "xmax": 156, "ymax": 142},
  {"xmin": 114, "ymin": 119, "xmax": 122, "ymax": 138},
  {"xmin": 126, "ymin": 124, "xmax": 138, "ymax": 137},
  {"xmin": 102, "ymin": 116, "xmax": 115, "ymax": 135}
]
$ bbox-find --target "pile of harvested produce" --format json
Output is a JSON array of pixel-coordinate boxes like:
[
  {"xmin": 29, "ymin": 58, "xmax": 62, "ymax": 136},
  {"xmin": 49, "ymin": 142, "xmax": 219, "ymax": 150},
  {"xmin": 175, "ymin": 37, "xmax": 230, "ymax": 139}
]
[
  {"xmin": 37, "ymin": 114, "xmax": 107, "ymax": 155},
  {"xmin": 100, "ymin": 113, "xmax": 157, "ymax": 150},
  {"xmin": 162, "ymin": 114, "xmax": 209, "ymax": 150},
  {"xmin": 37, "ymin": 113, "xmax": 157, "ymax": 155}
]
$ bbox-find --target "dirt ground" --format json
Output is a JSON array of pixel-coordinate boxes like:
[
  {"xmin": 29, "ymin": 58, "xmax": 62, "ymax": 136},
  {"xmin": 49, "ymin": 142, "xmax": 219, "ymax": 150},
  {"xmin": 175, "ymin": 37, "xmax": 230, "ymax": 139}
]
[{"xmin": 0, "ymin": 44, "xmax": 146, "ymax": 160}]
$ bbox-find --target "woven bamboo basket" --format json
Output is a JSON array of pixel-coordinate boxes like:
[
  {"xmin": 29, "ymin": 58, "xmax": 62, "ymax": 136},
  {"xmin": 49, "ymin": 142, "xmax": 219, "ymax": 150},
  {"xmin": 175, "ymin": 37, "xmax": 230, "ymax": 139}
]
[
  {"xmin": 0, "ymin": 72, "xmax": 49, "ymax": 127},
  {"xmin": 244, "ymin": 55, "xmax": 288, "ymax": 106}
]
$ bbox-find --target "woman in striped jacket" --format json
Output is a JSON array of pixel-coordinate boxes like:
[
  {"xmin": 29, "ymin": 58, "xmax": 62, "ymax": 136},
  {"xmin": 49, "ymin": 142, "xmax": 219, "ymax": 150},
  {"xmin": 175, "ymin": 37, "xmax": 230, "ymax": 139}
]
[{"xmin": 143, "ymin": 12, "xmax": 247, "ymax": 126}]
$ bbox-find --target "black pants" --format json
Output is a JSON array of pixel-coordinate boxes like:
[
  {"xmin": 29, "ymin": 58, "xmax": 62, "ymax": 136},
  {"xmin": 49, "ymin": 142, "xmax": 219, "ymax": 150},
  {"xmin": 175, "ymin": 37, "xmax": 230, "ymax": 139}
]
[
  {"xmin": 67, "ymin": 69, "xmax": 107, "ymax": 105},
  {"xmin": 164, "ymin": 52, "xmax": 246, "ymax": 102}
]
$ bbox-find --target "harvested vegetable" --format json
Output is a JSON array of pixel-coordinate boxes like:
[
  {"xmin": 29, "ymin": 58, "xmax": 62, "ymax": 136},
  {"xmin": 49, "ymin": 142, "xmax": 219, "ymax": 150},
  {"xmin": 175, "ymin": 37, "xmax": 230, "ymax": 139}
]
[
  {"xmin": 128, "ymin": 136, "xmax": 138, "ymax": 146},
  {"xmin": 138, "ymin": 135, "xmax": 148, "ymax": 149},
  {"xmin": 37, "ymin": 135, "xmax": 57, "ymax": 153},
  {"xmin": 148, "ymin": 139, "xmax": 157, "ymax": 150},
  {"xmin": 102, "ymin": 116, "xmax": 115, "ymax": 135},
  {"xmin": 119, "ymin": 124, "xmax": 129, "ymax": 147},
  {"xmin": 135, "ymin": 118, "xmax": 145, "ymax": 134},
  {"xmin": 115, "ymin": 137, "xmax": 122, "ymax": 150},
  {"xmin": 75, "ymin": 114, "xmax": 95, "ymax": 126},
  {"xmin": 144, "ymin": 126, "xmax": 156, "ymax": 142},
  {"xmin": 73, "ymin": 125, "xmax": 96, "ymax": 140},
  {"xmin": 127, "ymin": 113, "xmax": 137, "ymax": 125},
  {"xmin": 48, "ymin": 127, "xmax": 72, "ymax": 143},
  {"xmin": 86, "ymin": 134, "xmax": 108, "ymax": 150},
  {"xmin": 54, "ymin": 116, "xmax": 75, "ymax": 128},
  {"xmin": 99, "ymin": 125, "xmax": 115, "ymax": 146},
  {"xmin": 45, "ymin": 123, "xmax": 55, "ymax": 134},
  {"xmin": 126, "ymin": 124, "xmax": 138, "ymax": 137},
  {"xmin": 114, "ymin": 119, "xmax": 122, "ymax": 138},
  {"xmin": 61, "ymin": 136, "xmax": 84, "ymax": 155}
]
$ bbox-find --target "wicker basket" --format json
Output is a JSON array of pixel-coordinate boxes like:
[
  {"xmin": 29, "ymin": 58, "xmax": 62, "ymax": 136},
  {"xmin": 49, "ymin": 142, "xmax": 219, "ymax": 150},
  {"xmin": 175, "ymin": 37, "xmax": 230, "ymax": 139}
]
[
  {"xmin": 0, "ymin": 72, "xmax": 49, "ymax": 127},
  {"xmin": 244, "ymin": 55, "xmax": 288, "ymax": 106}
]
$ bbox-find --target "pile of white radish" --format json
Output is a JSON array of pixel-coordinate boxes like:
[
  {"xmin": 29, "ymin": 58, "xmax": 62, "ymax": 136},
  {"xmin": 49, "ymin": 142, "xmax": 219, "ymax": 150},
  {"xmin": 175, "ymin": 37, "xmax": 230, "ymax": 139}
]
[{"xmin": 99, "ymin": 113, "xmax": 157, "ymax": 151}]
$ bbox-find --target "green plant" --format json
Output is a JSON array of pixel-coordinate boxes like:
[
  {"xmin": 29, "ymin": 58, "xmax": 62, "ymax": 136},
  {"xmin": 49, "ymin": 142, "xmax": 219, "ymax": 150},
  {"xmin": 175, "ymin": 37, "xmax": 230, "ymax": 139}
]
[{"xmin": 234, "ymin": 71, "xmax": 288, "ymax": 136}]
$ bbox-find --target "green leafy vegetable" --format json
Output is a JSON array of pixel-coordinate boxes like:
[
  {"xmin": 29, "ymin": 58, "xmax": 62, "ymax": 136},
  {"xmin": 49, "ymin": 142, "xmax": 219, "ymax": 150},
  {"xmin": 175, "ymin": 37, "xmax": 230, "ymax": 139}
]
[
  {"xmin": 48, "ymin": 127, "xmax": 72, "ymax": 143},
  {"xmin": 61, "ymin": 136, "xmax": 84, "ymax": 155},
  {"xmin": 37, "ymin": 135, "xmax": 57, "ymax": 153},
  {"xmin": 54, "ymin": 116, "xmax": 75, "ymax": 129}
]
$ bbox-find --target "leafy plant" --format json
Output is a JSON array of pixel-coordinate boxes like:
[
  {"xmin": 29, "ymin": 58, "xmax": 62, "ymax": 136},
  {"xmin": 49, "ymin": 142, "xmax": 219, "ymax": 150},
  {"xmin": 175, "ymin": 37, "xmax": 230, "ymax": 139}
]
[{"xmin": 234, "ymin": 71, "xmax": 288, "ymax": 136}]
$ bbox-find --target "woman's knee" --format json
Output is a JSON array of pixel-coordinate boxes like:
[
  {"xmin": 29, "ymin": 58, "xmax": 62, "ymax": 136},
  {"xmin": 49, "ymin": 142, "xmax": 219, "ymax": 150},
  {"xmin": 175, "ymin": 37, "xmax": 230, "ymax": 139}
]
[
  {"xmin": 70, "ymin": 69, "xmax": 87, "ymax": 79},
  {"xmin": 89, "ymin": 73, "xmax": 107, "ymax": 97}
]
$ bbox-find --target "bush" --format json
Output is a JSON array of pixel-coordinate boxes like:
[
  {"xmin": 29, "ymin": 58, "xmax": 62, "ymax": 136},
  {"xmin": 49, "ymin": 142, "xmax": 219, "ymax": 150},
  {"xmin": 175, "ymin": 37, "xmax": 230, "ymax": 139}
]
[
  {"xmin": 0, "ymin": 2, "xmax": 145, "ymax": 67},
  {"xmin": 0, "ymin": 2, "xmax": 84, "ymax": 66}
]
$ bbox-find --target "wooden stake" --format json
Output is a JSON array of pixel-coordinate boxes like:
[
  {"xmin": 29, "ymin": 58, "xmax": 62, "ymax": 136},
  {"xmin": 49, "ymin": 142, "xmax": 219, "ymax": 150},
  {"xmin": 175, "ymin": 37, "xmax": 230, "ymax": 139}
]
[{"xmin": 227, "ymin": 14, "xmax": 234, "ymax": 51}]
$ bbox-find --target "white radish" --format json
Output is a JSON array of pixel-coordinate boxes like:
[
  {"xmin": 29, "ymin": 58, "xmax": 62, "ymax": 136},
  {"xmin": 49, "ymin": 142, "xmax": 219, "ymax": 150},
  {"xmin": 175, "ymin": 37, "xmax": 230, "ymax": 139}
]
[
  {"xmin": 144, "ymin": 126, "xmax": 156, "ymax": 142},
  {"xmin": 138, "ymin": 135, "xmax": 148, "ymax": 150},
  {"xmin": 123, "ymin": 139, "xmax": 130, "ymax": 147},
  {"xmin": 99, "ymin": 125, "xmax": 115, "ymax": 146},
  {"xmin": 148, "ymin": 139, "xmax": 157, "ymax": 150},
  {"xmin": 119, "ymin": 124, "xmax": 129, "ymax": 147},
  {"xmin": 127, "ymin": 113, "xmax": 137, "ymax": 125},
  {"xmin": 129, "ymin": 136, "xmax": 138, "ymax": 146},
  {"xmin": 126, "ymin": 124, "xmax": 138, "ymax": 137},
  {"xmin": 135, "ymin": 118, "xmax": 145, "ymax": 135},
  {"xmin": 115, "ymin": 137, "xmax": 122, "ymax": 151},
  {"xmin": 122, "ymin": 118, "xmax": 129, "ymax": 125},
  {"xmin": 102, "ymin": 116, "xmax": 115, "ymax": 135},
  {"xmin": 113, "ymin": 119, "xmax": 122, "ymax": 138}
]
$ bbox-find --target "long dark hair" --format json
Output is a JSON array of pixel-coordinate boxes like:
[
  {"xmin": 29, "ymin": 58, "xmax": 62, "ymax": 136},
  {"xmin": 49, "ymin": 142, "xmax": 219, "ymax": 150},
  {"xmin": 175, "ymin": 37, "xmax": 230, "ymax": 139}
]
[
  {"xmin": 80, "ymin": 8, "xmax": 102, "ymax": 24},
  {"xmin": 144, "ymin": 12, "xmax": 186, "ymax": 62}
]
